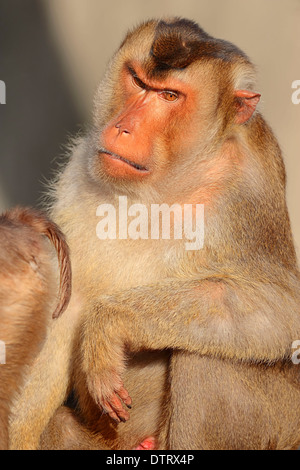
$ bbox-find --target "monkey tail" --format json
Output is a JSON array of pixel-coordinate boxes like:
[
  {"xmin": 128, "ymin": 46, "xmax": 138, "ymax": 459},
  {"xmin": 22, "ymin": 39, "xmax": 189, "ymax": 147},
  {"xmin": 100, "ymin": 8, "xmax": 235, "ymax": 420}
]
[{"xmin": 4, "ymin": 206, "xmax": 72, "ymax": 319}]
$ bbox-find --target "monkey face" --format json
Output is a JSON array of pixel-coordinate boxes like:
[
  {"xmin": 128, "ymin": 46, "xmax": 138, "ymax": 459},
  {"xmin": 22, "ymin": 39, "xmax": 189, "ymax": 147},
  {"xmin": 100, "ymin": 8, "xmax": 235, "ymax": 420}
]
[
  {"xmin": 88, "ymin": 18, "xmax": 259, "ymax": 197},
  {"xmin": 97, "ymin": 61, "xmax": 196, "ymax": 181}
]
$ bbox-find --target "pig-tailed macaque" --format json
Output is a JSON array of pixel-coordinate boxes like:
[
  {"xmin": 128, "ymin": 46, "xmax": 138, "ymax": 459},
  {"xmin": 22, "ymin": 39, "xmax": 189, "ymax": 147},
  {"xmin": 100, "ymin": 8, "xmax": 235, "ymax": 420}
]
[
  {"xmin": 0, "ymin": 207, "xmax": 71, "ymax": 450},
  {"xmin": 9, "ymin": 18, "xmax": 300, "ymax": 450}
]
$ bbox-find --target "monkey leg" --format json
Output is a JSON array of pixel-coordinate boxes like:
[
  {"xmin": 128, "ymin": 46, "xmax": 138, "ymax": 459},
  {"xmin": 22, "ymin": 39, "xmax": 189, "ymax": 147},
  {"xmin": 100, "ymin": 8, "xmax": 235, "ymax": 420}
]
[
  {"xmin": 82, "ymin": 276, "xmax": 300, "ymax": 421},
  {"xmin": 169, "ymin": 353, "xmax": 300, "ymax": 450},
  {"xmin": 40, "ymin": 406, "xmax": 110, "ymax": 450},
  {"xmin": 40, "ymin": 406, "xmax": 157, "ymax": 450}
]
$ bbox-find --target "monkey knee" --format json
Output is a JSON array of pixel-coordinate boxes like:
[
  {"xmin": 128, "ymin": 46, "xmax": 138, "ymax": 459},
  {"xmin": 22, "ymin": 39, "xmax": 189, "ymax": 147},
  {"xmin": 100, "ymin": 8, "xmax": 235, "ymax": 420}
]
[
  {"xmin": 41, "ymin": 406, "xmax": 102, "ymax": 450},
  {"xmin": 40, "ymin": 407, "xmax": 79, "ymax": 450}
]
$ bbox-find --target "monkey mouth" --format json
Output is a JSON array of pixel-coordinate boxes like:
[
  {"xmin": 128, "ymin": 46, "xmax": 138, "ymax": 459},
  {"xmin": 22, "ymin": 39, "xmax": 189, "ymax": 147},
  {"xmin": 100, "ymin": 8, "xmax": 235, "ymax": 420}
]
[{"xmin": 98, "ymin": 148, "xmax": 149, "ymax": 173}]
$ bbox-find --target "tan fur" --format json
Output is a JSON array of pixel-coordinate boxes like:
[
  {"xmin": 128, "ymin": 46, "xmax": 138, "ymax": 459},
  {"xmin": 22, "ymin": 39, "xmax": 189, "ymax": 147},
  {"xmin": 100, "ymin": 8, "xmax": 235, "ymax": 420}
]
[
  {"xmin": 9, "ymin": 19, "xmax": 300, "ymax": 450},
  {"xmin": 0, "ymin": 207, "xmax": 71, "ymax": 450}
]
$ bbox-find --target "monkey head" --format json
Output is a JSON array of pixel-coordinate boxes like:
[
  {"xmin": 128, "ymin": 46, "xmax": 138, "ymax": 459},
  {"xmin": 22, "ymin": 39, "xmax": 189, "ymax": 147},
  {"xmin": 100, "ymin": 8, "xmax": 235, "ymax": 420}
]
[{"xmin": 87, "ymin": 18, "xmax": 260, "ymax": 197}]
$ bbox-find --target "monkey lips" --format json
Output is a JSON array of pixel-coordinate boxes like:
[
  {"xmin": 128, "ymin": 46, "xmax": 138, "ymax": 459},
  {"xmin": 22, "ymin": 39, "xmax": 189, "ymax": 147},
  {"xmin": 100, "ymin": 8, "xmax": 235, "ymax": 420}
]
[{"xmin": 98, "ymin": 147, "xmax": 150, "ymax": 178}]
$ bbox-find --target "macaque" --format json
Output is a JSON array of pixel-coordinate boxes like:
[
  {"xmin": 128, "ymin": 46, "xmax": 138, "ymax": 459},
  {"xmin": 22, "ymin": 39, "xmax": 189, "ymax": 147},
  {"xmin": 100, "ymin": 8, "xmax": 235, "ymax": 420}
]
[
  {"xmin": 0, "ymin": 207, "xmax": 71, "ymax": 450},
  {"xmin": 10, "ymin": 18, "xmax": 300, "ymax": 450}
]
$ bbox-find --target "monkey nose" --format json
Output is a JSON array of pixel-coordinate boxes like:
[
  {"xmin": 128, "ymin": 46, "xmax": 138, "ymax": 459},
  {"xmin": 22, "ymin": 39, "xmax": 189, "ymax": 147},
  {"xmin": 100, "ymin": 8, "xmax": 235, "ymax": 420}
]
[{"xmin": 115, "ymin": 123, "xmax": 131, "ymax": 136}]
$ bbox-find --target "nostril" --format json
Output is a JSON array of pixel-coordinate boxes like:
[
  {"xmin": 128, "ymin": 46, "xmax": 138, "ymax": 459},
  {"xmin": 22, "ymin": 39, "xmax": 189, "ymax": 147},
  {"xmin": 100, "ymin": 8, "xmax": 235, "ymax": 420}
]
[{"xmin": 115, "ymin": 123, "xmax": 131, "ymax": 135}]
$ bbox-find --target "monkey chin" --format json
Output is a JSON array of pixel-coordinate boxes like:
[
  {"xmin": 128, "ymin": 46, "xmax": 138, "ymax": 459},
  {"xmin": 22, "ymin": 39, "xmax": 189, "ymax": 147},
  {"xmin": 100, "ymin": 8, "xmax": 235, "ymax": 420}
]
[{"xmin": 98, "ymin": 149, "xmax": 151, "ymax": 180}]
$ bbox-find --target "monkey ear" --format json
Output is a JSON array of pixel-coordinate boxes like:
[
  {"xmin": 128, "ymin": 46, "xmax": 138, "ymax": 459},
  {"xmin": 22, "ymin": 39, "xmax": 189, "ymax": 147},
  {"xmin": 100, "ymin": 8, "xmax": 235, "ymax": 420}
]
[{"xmin": 234, "ymin": 90, "xmax": 261, "ymax": 124}]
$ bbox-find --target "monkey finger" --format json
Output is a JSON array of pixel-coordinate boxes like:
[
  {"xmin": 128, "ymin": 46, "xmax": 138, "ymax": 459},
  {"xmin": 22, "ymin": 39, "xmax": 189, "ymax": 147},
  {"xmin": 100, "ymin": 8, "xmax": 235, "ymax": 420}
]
[
  {"xmin": 103, "ymin": 395, "xmax": 130, "ymax": 422},
  {"xmin": 102, "ymin": 402, "xmax": 121, "ymax": 424},
  {"xmin": 116, "ymin": 386, "xmax": 132, "ymax": 409}
]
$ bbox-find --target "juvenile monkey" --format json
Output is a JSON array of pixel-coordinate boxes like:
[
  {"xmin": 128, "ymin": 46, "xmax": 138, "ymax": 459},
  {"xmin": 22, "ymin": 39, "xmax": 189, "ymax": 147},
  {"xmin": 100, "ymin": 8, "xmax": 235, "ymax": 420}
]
[
  {"xmin": 0, "ymin": 207, "xmax": 71, "ymax": 450},
  {"xmin": 10, "ymin": 18, "xmax": 300, "ymax": 450}
]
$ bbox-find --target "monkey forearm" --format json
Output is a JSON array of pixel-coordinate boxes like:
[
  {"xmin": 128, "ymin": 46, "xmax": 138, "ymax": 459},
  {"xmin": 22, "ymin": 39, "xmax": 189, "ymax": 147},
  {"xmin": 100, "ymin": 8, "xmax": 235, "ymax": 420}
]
[{"xmin": 83, "ymin": 277, "xmax": 300, "ymax": 369}]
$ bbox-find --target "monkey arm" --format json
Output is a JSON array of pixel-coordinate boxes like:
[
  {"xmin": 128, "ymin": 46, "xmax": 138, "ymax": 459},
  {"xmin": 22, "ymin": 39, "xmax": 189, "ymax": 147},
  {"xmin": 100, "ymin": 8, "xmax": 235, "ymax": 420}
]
[
  {"xmin": 81, "ymin": 275, "xmax": 300, "ymax": 421},
  {"xmin": 85, "ymin": 276, "xmax": 300, "ymax": 362}
]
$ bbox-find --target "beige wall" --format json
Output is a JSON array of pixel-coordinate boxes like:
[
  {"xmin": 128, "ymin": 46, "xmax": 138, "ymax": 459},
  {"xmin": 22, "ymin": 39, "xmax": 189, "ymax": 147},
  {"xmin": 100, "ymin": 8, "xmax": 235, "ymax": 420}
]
[{"xmin": 1, "ymin": 0, "xmax": 300, "ymax": 255}]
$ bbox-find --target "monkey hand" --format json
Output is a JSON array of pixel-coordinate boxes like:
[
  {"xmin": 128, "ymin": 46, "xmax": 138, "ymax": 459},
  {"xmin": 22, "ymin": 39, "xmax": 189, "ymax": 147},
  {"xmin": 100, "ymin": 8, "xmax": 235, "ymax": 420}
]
[
  {"xmin": 86, "ymin": 369, "xmax": 132, "ymax": 423},
  {"xmin": 82, "ymin": 302, "xmax": 133, "ymax": 423}
]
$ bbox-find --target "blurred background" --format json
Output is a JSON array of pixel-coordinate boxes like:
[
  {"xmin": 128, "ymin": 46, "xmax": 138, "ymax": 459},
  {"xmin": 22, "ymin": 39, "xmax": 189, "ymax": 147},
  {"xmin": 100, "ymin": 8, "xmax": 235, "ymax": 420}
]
[{"xmin": 0, "ymin": 0, "xmax": 299, "ymax": 256}]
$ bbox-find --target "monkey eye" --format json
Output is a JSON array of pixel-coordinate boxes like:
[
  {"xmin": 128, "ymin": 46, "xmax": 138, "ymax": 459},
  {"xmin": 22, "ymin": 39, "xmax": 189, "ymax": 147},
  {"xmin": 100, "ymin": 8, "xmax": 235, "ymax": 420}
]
[
  {"xmin": 159, "ymin": 91, "xmax": 179, "ymax": 102},
  {"xmin": 132, "ymin": 74, "xmax": 147, "ymax": 90}
]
